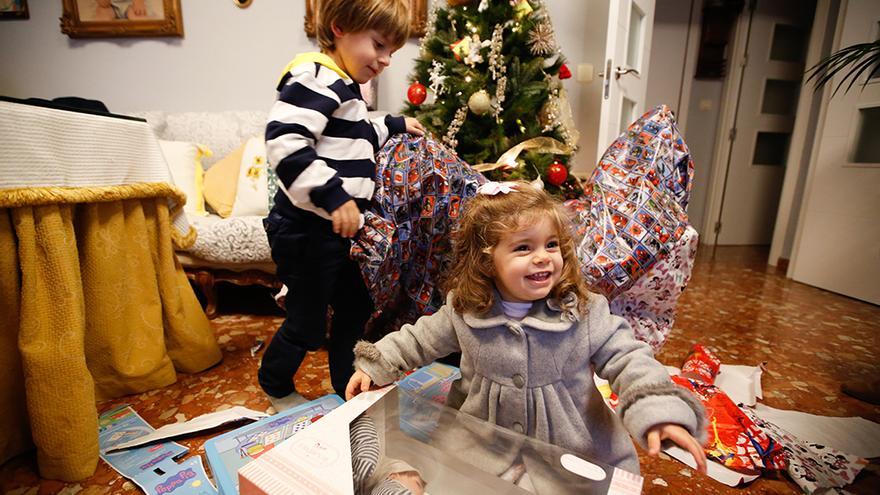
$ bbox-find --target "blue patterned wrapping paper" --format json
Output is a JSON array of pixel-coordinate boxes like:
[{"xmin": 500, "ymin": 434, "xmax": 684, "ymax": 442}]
[
  {"xmin": 351, "ymin": 134, "xmax": 486, "ymax": 336},
  {"xmin": 571, "ymin": 104, "xmax": 695, "ymax": 300}
]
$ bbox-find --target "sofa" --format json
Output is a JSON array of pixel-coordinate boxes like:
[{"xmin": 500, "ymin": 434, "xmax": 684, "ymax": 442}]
[{"xmin": 130, "ymin": 110, "xmax": 280, "ymax": 317}]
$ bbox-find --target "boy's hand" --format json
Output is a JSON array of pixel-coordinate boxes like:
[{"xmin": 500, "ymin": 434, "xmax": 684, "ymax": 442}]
[
  {"xmin": 405, "ymin": 117, "xmax": 425, "ymax": 136},
  {"xmin": 345, "ymin": 369, "xmax": 374, "ymax": 400},
  {"xmin": 646, "ymin": 423, "xmax": 707, "ymax": 475},
  {"xmin": 330, "ymin": 200, "xmax": 359, "ymax": 238}
]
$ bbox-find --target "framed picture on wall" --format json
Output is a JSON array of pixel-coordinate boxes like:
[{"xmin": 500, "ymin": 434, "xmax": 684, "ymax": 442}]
[
  {"xmin": 0, "ymin": 0, "xmax": 29, "ymax": 20},
  {"xmin": 60, "ymin": 0, "xmax": 183, "ymax": 38},
  {"xmin": 304, "ymin": 0, "xmax": 427, "ymax": 39}
]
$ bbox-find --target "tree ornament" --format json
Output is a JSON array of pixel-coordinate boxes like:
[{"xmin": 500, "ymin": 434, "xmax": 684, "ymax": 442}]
[
  {"xmin": 538, "ymin": 96, "xmax": 559, "ymax": 130},
  {"xmin": 546, "ymin": 160, "xmax": 568, "ymax": 186},
  {"xmin": 407, "ymin": 82, "xmax": 427, "ymax": 105},
  {"xmin": 450, "ymin": 36, "xmax": 470, "ymax": 62},
  {"xmin": 559, "ymin": 63, "xmax": 572, "ymax": 79},
  {"xmin": 428, "ymin": 60, "xmax": 447, "ymax": 96},
  {"xmin": 443, "ymin": 105, "xmax": 469, "ymax": 148},
  {"xmin": 467, "ymin": 89, "xmax": 491, "ymax": 115},
  {"xmin": 528, "ymin": 18, "xmax": 556, "ymax": 55},
  {"xmin": 513, "ymin": 0, "xmax": 534, "ymax": 18}
]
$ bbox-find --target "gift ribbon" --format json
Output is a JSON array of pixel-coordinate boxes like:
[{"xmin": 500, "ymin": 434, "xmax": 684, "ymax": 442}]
[{"xmin": 472, "ymin": 137, "xmax": 572, "ymax": 172}]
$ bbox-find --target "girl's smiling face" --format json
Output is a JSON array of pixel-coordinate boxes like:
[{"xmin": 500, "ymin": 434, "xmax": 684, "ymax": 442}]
[
  {"xmin": 491, "ymin": 216, "xmax": 564, "ymax": 303},
  {"xmin": 330, "ymin": 27, "xmax": 396, "ymax": 84}
]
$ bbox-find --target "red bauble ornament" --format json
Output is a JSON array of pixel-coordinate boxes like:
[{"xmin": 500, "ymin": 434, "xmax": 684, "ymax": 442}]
[
  {"xmin": 407, "ymin": 82, "xmax": 427, "ymax": 105},
  {"xmin": 546, "ymin": 161, "xmax": 568, "ymax": 186},
  {"xmin": 558, "ymin": 64, "xmax": 572, "ymax": 80}
]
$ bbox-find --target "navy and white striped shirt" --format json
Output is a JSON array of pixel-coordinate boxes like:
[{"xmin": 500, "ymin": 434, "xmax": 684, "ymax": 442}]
[{"xmin": 265, "ymin": 52, "xmax": 405, "ymax": 223}]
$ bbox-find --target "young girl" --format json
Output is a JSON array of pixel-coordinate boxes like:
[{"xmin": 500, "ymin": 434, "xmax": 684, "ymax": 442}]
[{"xmin": 346, "ymin": 181, "xmax": 707, "ymax": 476}]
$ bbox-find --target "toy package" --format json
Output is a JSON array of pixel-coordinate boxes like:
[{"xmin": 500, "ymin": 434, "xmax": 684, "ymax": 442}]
[
  {"xmin": 240, "ymin": 386, "xmax": 643, "ymax": 495},
  {"xmin": 204, "ymin": 395, "xmax": 343, "ymax": 495}
]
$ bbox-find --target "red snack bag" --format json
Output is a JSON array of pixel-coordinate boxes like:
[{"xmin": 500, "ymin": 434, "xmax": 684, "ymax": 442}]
[{"xmin": 680, "ymin": 344, "xmax": 721, "ymax": 384}]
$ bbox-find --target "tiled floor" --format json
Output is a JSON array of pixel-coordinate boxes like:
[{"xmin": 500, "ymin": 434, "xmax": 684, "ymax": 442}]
[{"xmin": 2, "ymin": 246, "xmax": 878, "ymax": 494}]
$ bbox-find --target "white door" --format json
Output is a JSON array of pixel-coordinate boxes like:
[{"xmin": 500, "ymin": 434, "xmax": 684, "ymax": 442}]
[
  {"xmin": 790, "ymin": 0, "xmax": 880, "ymax": 305},
  {"xmin": 596, "ymin": 0, "xmax": 656, "ymax": 164},
  {"xmin": 716, "ymin": 0, "xmax": 816, "ymax": 245}
]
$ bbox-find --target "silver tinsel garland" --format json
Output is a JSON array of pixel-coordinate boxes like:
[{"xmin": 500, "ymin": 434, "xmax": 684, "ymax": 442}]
[{"xmin": 443, "ymin": 105, "xmax": 469, "ymax": 149}]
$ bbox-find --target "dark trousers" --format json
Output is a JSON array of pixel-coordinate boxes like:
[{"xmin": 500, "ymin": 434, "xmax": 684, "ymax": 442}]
[{"xmin": 258, "ymin": 208, "xmax": 374, "ymax": 398}]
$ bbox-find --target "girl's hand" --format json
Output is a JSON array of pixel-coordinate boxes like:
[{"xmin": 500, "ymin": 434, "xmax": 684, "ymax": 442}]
[
  {"xmin": 345, "ymin": 369, "xmax": 375, "ymax": 400},
  {"xmin": 646, "ymin": 423, "xmax": 707, "ymax": 474},
  {"xmin": 405, "ymin": 117, "xmax": 425, "ymax": 136}
]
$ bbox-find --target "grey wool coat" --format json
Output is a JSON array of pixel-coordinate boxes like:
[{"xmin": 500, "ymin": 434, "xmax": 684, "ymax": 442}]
[{"xmin": 353, "ymin": 291, "xmax": 706, "ymax": 475}]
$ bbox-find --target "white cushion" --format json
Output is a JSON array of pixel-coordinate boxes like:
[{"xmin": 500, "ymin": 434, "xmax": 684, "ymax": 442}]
[
  {"xmin": 157, "ymin": 140, "xmax": 211, "ymax": 216},
  {"xmin": 230, "ymin": 136, "xmax": 270, "ymax": 217}
]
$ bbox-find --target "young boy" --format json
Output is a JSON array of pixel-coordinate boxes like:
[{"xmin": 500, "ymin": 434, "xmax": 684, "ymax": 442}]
[{"xmin": 260, "ymin": 0, "xmax": 425, "ymax": 411}]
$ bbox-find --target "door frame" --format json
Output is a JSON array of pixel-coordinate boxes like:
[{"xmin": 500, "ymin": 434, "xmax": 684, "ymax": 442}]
[
  {"xmin": 769, "ymin": 0, "xmax": 841, "ymax": 268},
  {"xmin": 701, "ymin": 1, "xmax": 754, "ymax": 245},
  {"xmin": 702, "ymin": 0, "xmax": 839, "ymax": 251}
]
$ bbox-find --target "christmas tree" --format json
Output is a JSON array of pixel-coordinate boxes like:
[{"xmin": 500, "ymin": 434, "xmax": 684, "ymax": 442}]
[{"xmin": 403, "ymin": 0, "xmax": 580, "ymax": 194}]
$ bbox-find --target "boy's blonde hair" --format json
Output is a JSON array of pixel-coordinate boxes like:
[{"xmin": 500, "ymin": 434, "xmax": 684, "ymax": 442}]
[
  {"xmin": 446, "ymin": 182, "xmax": 589, "ymax": 316},
  {"xmin": 317, "ymin": 0, "xmax": 411, "ymax": 52}
]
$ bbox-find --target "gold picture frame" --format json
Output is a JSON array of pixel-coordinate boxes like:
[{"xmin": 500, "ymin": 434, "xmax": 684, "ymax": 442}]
[
  {"xmin": 304, "ymin": 0, "xmax": 427, "ymax": 39},
  {"xmin": 0, "ymin": 0, "xmax": 29, "ymax": 20},
  {"xmin": 60, "ymin": 0, "xmax": 183, "ymax": 38}
]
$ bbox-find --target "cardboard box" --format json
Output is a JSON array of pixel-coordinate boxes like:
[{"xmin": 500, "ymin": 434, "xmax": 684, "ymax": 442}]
[
  {"xmin": 239, "ymin": 386, "xmax": 642, "ymax": 494},
  {"xmin": 204, "ymin": 395, "xmax": 343, "ymax": 495}
]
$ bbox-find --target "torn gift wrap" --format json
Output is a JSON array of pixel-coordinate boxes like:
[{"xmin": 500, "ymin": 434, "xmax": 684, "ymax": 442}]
[
  {"xmin": 98, "ymin": 404, "xmax": 217, "ymax": 494},
  {"xmin": 741, "ymin": 407, "xmax": 868, "ymax": 494},
  {"xmin": 672, "ymin": 346, "xmax": 786, "ymax": 474}
]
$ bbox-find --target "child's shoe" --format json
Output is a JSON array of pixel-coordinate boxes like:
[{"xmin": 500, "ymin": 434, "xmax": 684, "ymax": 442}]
[{"xmin": 268, "ymin": 391, "xmax": 310, "ymax": 412}]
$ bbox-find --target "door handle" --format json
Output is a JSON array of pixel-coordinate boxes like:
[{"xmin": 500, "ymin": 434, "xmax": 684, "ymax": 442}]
[{"xmin": 614, "ymin": 66, "xmax": 640, "ymax": 79}]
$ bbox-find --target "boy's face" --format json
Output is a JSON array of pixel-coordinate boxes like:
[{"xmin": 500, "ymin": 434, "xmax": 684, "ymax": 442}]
[{"xmin": 331, "ymin": 26, "xmax": 397, "ymax": 84}]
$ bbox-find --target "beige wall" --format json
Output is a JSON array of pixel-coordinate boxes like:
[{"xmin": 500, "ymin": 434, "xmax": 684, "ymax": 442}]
[{"xmin": 0, "ymin": 2, "xmax": 593, "ymax": 158}]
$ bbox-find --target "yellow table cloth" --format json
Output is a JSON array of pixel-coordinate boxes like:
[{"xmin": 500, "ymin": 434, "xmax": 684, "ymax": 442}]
[{"xmin": 0, "ymin": 98, "xmax": 222, "ymax": 481}]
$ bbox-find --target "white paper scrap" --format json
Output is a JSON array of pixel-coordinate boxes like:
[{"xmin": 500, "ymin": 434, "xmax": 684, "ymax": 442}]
[
  {"xmin": 109, "ymin": 406, "xmax": 267, "ymax": 452},
  {"xmin": 752, "ymin": 404, "xmax": 880, "ymax": 459},
  {"xmin": 664, "ymin": 446, "xmax": 759, "ymax": 487},
  {"xmin": 715, "ymin": 364, "xmax": 763, "ymax": 406}
]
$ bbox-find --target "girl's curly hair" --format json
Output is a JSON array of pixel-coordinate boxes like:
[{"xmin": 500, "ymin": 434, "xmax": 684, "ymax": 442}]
[{"xmin": 445, "ymin": 182, "xmax": 589, "ymax": 316}]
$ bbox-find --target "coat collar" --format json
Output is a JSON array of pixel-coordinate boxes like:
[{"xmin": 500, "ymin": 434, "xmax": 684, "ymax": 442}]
[{"xmin": 452, "ymin": 290, "xmax": 576, "ymax": 333}]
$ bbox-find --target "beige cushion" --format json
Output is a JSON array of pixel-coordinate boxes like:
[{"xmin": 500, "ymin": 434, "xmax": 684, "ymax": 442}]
[
  {"xmin": 157, "ymin": 140, "xmax": 211, "ymax": 216},
  {"xmin": 203, "ymin": 144, "xmax": 243, "ymax": 217}
]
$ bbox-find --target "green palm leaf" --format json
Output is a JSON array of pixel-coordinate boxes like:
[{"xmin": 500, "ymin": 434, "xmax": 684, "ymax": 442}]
[{"xmin": 806, "ymin": 40, "xmax": 880, "ymax": 96}]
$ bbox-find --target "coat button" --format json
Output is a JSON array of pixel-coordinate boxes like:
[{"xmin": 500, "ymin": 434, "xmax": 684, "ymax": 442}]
[
  {"xmin": 513, "ymin": 422, "xmax": 524, "ymax": 433},
  {"xmin": 513, "ymin": 374, "xmax": 525, "ymax": 388}
]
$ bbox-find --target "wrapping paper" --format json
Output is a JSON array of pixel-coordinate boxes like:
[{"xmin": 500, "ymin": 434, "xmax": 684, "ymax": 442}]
[
  {"xmin": 680, "ymin": 344, "xmax": 722, "ymax": 383},
  {"xmin": 355, "ymin": 107, "xmax": 697, "ymax": 350},
  {"xmin": 741, "ymin": 408, "xmax": 866, "ymax": 494},
  {"xmin": 672, "ymin": 375, "xmax": 786, "ymax": 473},
  {"xmin": 671, "ymin": 345, "xmax": 786, "ymax": 474},
  {"xmin": 607, "ymin": 225, "xmax": 698, "ymax": 351},
  {"xmin": 351, "ymin": 134, "xmax": 485, "ymax": 336},
  {"xmin": 571, "ymin": 105, "xmax": 694, "ymax": 300}
]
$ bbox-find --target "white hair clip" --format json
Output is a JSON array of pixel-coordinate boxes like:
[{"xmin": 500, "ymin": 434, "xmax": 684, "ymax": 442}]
[{"xmin": 477, "ymin": 181, "xmax": 518, "ymax": 196}]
